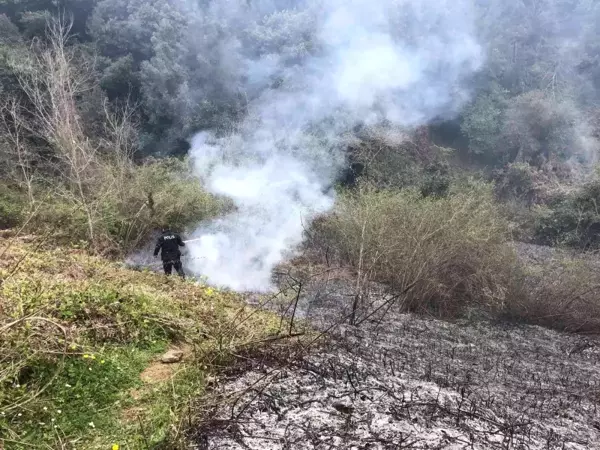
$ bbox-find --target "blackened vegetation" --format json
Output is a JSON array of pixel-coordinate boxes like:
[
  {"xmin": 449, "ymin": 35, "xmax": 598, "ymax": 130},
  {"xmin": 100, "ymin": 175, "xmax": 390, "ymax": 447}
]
[
  {"xmin": 191, "ymin": 281, "xmax": 600, "ymax": 449},
  {"xmin": 337, "ymin": 162, "xmax": 366, "ymax": 189}
]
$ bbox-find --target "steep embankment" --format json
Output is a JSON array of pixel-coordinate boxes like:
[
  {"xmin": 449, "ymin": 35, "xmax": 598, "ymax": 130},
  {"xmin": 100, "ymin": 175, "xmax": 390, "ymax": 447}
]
[
  {"xmin": 3, "ymin": 236, "xmax": 600, "ymax": 449},
  {"xmin": 196, "ymin": 270, "xmax": 600, "ymax": 450},
  {"xmin": 0, "ymin": 234, "xmax": 287, "ymax": 449}
]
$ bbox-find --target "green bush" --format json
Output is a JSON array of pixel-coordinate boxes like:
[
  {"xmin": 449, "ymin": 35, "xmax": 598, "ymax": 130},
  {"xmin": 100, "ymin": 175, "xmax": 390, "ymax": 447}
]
[
  {"xmin": 347, "ymin": 134, "xmax": 423, "ymax": 189},
  {"xmin": 0, "ymin": 185, "xmax": 26, "ymax": 229},
  {"xmin": 461, "ymin": 85, "xmax": 508, "ymax": 158},
  {"xmin": 420, "ymin": 159, "xmax": 451, "ymax": 198},
  {"xmin": 534, "ymin": 177, "xmax": 600, "ymax": 249},
  {"xmin": 493, "ymin": 163, "xmax": 537, "ymax": 203},
  {"xmin": 502, "ymin": 91, "xmax": 579, "ymax": 166},
  {"xmin": 30, "ymin": 199, "xmax": 91, "ymax": 243},
  {"xmin": 19, "ymin": 158, "xmax": 227, "ymax": 254},
  {"xmin": 98, "ymin": 157, "xmax": 228, "ymax": 252}
]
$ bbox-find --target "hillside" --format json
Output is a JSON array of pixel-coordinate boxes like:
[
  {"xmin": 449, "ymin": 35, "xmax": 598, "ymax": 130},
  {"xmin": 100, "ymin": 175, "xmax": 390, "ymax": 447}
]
[
  {"xmin": 0, "ymin": 233, "xmax": 293, "ymax": 449},
  {"xmin": 193, "ymin": 261, "xmax": 600, "ymax": 449},
  {"xmin": 202, "ymin": 310, "xmax": 600, "ymax": 449},
  {"xmin": 3, "ymin": 237, "xmax": 600, "ymax": 450},
  {"xmin": 2, "ymin": 0, "xmax": 600, "ymax": 448}
]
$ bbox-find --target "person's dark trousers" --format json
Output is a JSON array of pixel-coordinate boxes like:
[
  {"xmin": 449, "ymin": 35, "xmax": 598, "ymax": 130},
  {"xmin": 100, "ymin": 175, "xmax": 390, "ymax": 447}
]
[{"xmin": 163, "ymin": 259, "xmax": 185, "ymax": 279}]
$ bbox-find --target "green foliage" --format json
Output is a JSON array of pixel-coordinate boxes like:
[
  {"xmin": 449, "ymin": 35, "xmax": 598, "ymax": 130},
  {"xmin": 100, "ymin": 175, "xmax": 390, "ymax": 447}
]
[
  {"xmin": 243, "ymin": 8, "xmax": 317, "ymax": 61},
  {"xmin": 99, "ymin": 54, "xmax": 139, "ymax": 100},
  {"xmin": 494, "ymin": 163, "xmax": 537, "ymax": 203},
  {"xmin": 11, "ymin": 158, "xmax": 226, "ymax": 253},
  {"xmin": 88, "ymin": 0, "xmax": 164, "ymax": 62},
  {"xmin": 461, "ymin": 87, "xmax": 583, "ymax": 168},
  {"xmin": 534, "ymin": 177, "xmax": 600, "ymax": 248},
  {"xmin": 502, "ymin": 91, "xmax": 579, "ymax": 166},
  {"xmin": 0, "ymin": 185, "xmax": 25, "ymax": 228},
  {"xmin": 18, "ymin": 10, "xmax": 50, "ymax": 39},
  {"xmin": 0, "ymin": 237, "xmax": 283, "ymax": 448},
  {"xmin": 103, "ymin": 158, "xmax": 228, "ymax": 250},
  {"xmin": 30, "ymin": 199, "xmax": 91, "ymax": 242},
  {"xmin": 350, "ymin": 140, "xmax": 423, "ymax": 189},
  {"xmin": 0, "ymin": 13, "xmax": 20, "ymax": 45},
  {"xmin": 90, "ymin": 0, "xmax": 246, "ymax": 153},
  {"xmin": 1, "ymin": 0, "xmax": 599, "ymax": 161},
  {"xmin": 420, "ymin": 159, "xmax": 451, "ymax": 198},
  {"xmin": 461, "ymin": 86, "xmax": 508, "ymax": 157}
]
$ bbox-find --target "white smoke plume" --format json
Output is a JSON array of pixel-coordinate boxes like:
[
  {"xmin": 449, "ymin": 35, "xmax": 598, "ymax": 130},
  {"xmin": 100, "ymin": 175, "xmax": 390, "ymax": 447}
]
[{"xmin": 186, "ymin": 0, "xmax": 484, "ymax": 292}]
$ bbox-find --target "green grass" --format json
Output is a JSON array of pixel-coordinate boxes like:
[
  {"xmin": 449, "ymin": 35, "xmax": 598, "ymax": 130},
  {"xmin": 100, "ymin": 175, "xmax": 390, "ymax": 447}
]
[
  {"xmin": 0, "ymin": 234, "xmax": 285, "ymax": 449},
  {"xmin": 1, "ymin": 344, "xmax": 165, "ymax": 448}
]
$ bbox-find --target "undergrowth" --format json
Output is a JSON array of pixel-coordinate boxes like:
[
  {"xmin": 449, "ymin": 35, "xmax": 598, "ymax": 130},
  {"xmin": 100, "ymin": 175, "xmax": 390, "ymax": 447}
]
[
  {"xmin": 313, "ymin": 180, "xmax": 517, "ymax": 316},
  {"xmin": 0, "ymin": 157, "xmax": 229, "ymax": 257},
  {"xmin": 0, "ymin": 234, "xmax": 284, "ymax": 449},
  {"xmin": 310, "ymin": 180, "xmax": 600, "ymax": 333}
]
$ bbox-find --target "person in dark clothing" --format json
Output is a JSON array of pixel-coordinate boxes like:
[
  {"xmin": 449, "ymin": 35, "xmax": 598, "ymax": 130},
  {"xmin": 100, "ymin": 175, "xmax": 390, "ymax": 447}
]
[{"xmin": 154, "ymin": 228, "xmax": 186, "ymax": 278}]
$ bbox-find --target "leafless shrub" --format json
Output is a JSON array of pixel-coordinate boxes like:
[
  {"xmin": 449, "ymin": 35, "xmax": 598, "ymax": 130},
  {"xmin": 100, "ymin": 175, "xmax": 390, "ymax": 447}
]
[
  {"xmin": 311, "ymin": 180, "xmax": 518, "ymax": 318},
  {"xmin": 505, "ymin": 248, "xmax": 600, "ymax": 333},
  {"xmin": 0, "ymin": 98, "xmax": 38, "ymax": 206}
]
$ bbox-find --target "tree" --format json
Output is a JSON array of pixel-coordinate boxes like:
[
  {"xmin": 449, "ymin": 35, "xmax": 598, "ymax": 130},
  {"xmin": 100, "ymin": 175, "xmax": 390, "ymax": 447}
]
[
  {"xmin": 501, "ymin": 90, "xmax": 578, "ymax": 166},
  {"xmin": 461, "ymin": 84, "xmax": 508, "ymax": 159},
  {"xmin": 17, "ymin": 16, "xmax": 100, "ymax": 239}
]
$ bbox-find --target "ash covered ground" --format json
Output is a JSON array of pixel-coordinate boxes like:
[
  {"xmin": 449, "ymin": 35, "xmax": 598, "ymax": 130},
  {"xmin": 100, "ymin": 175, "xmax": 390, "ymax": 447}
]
[{"xmin": 190, "ymin": 261, "xmax": 600, "ymax": 450}]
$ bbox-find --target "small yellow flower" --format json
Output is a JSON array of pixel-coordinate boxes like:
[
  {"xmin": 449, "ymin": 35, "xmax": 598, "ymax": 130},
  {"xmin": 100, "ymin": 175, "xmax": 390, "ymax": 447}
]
[
  {"xmin": 83, "ymin": 354, "xmax": 89, "ymax": 359},
  {"xmin": 112, "ymin": 445, "xmax": 120, "ymax": 450},
  {"xmin": 90, "ymin": 355, "xmax": 96, "ymax": 360},
  {"xmin": 100, "ymin": 360, "xmax": 106, "ymax": 364}
]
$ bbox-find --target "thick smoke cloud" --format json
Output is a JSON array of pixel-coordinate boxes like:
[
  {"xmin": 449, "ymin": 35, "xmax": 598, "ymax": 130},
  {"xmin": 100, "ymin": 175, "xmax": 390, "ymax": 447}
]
[{"xmin": 186, "ymin": 0, "xmax": 484, "ymax": 292}]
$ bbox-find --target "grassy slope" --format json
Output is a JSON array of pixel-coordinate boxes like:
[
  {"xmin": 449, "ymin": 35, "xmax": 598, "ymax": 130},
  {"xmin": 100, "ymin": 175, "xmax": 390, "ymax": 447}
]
[{"xmin": 0, "ymin": 235, "xmax": 283, "ymax": 449}]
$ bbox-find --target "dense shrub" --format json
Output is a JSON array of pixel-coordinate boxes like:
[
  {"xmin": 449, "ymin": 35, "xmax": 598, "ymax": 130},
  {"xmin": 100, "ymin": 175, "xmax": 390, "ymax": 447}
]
[
  {"xmin": 493, "ymin": 163, "xmax": 537, "ymax": 204},
  {"xmin": 461, "ymin": 85, "xmax": 507, "ymax": 158},
  {"xmin": 420, "ymin": 159, "xmax": 451, "ymax": 198},
  {"xmin": 504, "ymin": 247, "xmax": 600, "ymax": 333},
  {"xmin": 310, "ymin": 182, "xmax": 600, "ymax": 333},
  {"xmin": 0, "ymin": 185, "xmax": 25, "ymax": 229},
  {"xmin": 10, "ymin": 158, "xmax": 226, "ymax": 254},
  {"xmin": 501, "ymin": 91, "xmax": 580, "ymax": 166},
  {"xmin": 346, "ymin": 130, "xmax": 423, "ymax": 189},
  {"xmin": 97, "ymin": 157, "xmax": 228, "ymax": 252},
  {"xmin": 534, "ymin": 177, "xmax": 600, "ymax": 249},
  {"xmin": 313, "ymin": 180, "xmax": 518, "ymax": 316}
]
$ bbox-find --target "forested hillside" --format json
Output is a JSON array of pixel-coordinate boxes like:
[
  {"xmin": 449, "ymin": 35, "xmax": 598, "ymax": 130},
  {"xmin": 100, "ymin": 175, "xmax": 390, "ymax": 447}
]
[
  {"xmin": 2, "ymin": 0, "xmax": 600, "ymax": 448},
  {"xmin": 1, "ymin": 0, "xmax": 599, "ymax": 160},
  {"xmin": 1, "ymin": 0, "xmax": 600, "ymax": 251}
]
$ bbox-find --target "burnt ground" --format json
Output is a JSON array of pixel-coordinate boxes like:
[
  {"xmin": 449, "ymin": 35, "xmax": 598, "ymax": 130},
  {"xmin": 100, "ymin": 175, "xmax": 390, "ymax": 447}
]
[{"xmin": 190, "ymin": 255, "xmax": 600, "ymax": 450}]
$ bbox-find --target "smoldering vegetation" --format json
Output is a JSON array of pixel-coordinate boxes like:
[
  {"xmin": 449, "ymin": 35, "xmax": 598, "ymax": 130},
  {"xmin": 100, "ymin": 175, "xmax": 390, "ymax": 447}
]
[
  {"xmin": 191, "ymin": 273, "xmax": 600, "ymax": 450},
  {"xmin": 186, "ymin": 186, "xmax": 600, "ymax": 448},
  {"xmin": 183, "ymin": 0, "xmax": 483, "ymax": 291},
  {"xmin": 2, "ymin": 0, "xmax": 600, "ymax": 448}
]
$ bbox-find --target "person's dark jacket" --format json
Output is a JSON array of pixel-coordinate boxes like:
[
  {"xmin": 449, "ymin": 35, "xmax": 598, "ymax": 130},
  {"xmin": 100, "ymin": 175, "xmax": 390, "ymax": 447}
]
[{"xmin": 154, "ymin": 230, "xmax": 185, "ymax": 261}]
